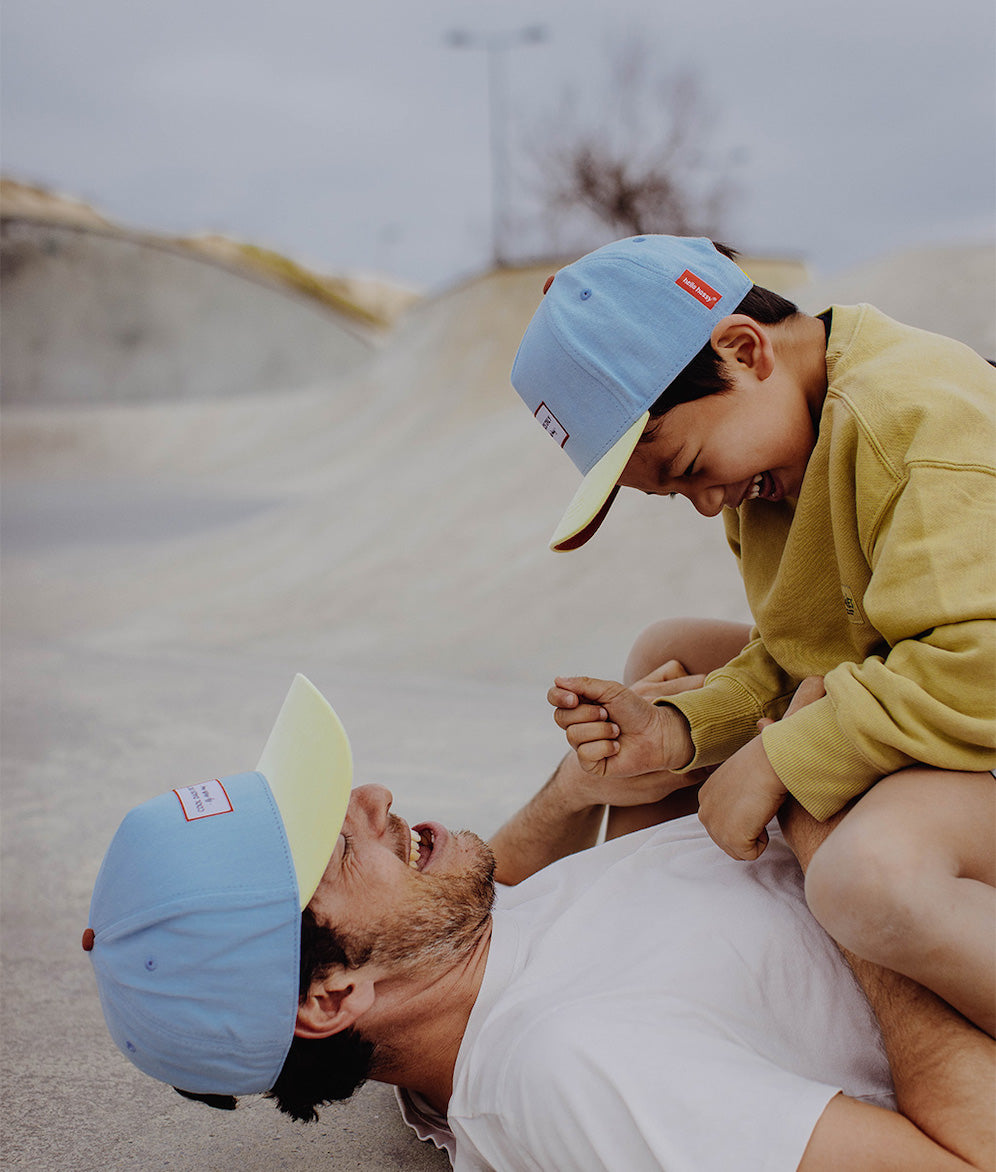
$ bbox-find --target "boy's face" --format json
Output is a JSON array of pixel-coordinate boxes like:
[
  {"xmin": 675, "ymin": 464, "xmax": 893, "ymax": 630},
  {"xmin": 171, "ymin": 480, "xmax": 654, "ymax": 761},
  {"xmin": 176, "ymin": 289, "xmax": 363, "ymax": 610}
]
[{"xmin": 618, "ymin": 366, "xmax": 819, "ymax": 515}]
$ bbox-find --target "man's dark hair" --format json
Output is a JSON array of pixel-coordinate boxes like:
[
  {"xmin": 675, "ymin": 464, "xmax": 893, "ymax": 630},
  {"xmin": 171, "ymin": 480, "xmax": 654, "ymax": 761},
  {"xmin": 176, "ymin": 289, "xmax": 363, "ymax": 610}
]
[
  {"xmin": 649, "ymin": 243, "xmax": 799, "ymax": 419},
  {"xmin": 265, "ymin": 906, "xmax": 376, "ymax": 1122},
  {"xmin": 174, "ymin": 907, "xmax": 375, "ymax": 1122}
]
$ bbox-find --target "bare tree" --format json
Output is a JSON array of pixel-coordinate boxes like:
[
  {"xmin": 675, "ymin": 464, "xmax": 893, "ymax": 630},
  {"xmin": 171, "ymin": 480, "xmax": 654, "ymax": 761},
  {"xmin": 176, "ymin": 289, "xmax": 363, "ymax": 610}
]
[{"xmin": 524, "ymin": 36, "xmax": 732, "ymax": 253}]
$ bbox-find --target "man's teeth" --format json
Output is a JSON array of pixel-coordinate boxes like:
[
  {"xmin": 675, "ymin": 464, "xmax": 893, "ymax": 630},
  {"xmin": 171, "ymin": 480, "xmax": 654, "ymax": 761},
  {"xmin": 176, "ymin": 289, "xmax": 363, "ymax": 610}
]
[
  {"xmin": 409, "ymin": 827, "xmax": 420, "ymax": 869},
  {"xmin": 747, "ymin": 473, "xmax": 764, "ymax": 500}
]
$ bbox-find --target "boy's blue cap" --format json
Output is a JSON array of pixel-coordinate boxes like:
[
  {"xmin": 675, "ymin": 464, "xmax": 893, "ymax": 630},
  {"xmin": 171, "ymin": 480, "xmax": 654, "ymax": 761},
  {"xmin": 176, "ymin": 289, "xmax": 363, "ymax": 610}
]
[
  {"xmin": 83, "ymin": 675, "xmax": 352, "ymax": 1096},
  {"xmin": 510, "ymin": 236, "xmax": 751, "ymax": 550}
]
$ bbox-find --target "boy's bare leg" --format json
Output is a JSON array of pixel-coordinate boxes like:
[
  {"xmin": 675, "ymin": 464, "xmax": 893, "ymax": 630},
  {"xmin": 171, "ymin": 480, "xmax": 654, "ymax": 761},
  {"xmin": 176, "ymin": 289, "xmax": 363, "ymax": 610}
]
[
  {"xmin": 606, "ymin": 617, "xmax": 751, "ymax": 838},
  {"xmin": 782, "ymin": 798, "xmax": 996, "ymax": 1171},
  {"xmin": 805, "ymin": 767, "xmax": 996, "ymax": 1036},
  {"xmin": 622, "ymin": 616, "xmax": 754, "ymax": 685}
]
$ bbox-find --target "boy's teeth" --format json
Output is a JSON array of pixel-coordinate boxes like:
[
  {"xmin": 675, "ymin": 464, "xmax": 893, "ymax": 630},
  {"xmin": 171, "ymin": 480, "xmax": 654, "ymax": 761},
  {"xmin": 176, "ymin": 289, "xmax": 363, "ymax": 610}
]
[{"xmin": 747, "ymin": 473, "xmax": 763, "ymax": 500}]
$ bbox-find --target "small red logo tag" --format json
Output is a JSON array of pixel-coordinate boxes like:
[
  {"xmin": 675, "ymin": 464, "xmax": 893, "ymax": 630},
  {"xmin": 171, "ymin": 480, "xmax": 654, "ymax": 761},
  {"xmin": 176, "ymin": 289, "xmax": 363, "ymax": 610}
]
[{"xmin": 675, "ymin": 270, "xmax": 722, "ymax": 309}]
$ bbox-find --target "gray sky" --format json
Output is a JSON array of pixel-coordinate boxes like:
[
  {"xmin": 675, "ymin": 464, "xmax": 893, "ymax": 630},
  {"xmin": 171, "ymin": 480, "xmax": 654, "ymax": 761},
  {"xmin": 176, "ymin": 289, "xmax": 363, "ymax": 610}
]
[{"xmin": 3, "ymin": 0, "xmax": 994, "ymax": 290}]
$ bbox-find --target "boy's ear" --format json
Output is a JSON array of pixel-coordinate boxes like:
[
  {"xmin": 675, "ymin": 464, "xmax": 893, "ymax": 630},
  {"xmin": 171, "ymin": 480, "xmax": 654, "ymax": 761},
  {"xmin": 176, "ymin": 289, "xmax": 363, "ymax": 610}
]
[
  {"xmin": 294, "ymin": 972, "xmax": 376, "ymax": 1040},
  {"xmin": 710, "ymin": 314, "xmax": 775, "ymax": 380}
]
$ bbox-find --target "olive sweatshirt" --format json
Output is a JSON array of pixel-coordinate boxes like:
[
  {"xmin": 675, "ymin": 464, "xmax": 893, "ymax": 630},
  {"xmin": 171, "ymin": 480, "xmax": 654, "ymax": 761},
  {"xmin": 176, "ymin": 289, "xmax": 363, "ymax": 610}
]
[{"xmin": 665, "ymin": 304, "xmax": 996, "ymax": 819}]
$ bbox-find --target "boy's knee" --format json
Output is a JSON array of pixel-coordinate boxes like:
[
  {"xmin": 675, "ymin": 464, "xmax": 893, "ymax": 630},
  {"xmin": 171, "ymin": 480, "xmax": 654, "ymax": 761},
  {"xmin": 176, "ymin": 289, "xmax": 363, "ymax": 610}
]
[
  {"xmin": 804, "ymin": 820, "xmax": 922, "ymax": 961},
  {"xmin": 624, "ymin": 619, "xmax": 690, "ymax": 684},
  {"xmin": 623, "ymin": 617, "xmax": 750, "ymax": 685}
]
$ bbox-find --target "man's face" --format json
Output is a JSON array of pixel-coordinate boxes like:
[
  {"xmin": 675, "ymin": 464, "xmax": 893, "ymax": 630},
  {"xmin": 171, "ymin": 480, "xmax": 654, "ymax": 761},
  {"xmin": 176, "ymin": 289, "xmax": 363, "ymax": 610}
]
[
  {"xmin": 618, "ymin": 369, "xmax": 819, "ymax": 515},
  {"xmin": 307, "ymin": 784, "xmax": 495, "ymax": 974}
]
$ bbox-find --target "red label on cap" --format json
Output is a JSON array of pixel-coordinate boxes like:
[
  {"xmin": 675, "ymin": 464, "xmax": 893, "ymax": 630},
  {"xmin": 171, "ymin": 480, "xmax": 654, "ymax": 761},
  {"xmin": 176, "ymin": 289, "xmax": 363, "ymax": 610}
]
[{"xmin": 676, "ymin": 270, "xmax": 722, "ymax": 309}]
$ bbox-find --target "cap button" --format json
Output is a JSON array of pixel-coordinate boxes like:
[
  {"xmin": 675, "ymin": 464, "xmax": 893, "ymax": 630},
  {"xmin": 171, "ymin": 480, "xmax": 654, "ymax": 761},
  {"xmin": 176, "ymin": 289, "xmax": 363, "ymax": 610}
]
[{"xmin": 81, "ymin": 928, "xmax": 95, "ymax": 952}]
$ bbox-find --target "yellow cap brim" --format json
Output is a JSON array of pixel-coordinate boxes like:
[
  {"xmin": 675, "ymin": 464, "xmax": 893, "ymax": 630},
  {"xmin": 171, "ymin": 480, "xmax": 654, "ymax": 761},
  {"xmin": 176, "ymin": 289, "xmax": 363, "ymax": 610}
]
[
  {"xmin": 256, "ymin": 674, "xmax": 353, "ymax": 909},
  {"xmin": 550, "ymin": 412, "xmax": 649, "ymax": 552}
]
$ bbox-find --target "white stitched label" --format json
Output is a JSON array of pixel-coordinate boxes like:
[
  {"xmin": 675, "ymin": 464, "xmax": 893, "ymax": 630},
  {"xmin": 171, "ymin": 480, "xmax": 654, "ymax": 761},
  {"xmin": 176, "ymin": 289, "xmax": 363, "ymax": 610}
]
[
  {"xmin": 535, "ymin": 402, "xmax": 569, "ymax": 448},
  {"xmin": 173, "ymin": 779, "xmax": 234, "ymax": 821}
]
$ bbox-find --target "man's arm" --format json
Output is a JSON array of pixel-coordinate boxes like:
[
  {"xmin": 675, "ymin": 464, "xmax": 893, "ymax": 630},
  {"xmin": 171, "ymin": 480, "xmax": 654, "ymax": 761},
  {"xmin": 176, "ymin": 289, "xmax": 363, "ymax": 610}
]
[
  {"xmin": 780, "ymin": 798, "xmax": 996, "ymax": 1172},
  {"xmin": 488, "ymin": 753, "xmax": 605, "ymax": 886},
  {"xmin": 489, "ymin": 748, "xmax": 702, "ymax": 885}
]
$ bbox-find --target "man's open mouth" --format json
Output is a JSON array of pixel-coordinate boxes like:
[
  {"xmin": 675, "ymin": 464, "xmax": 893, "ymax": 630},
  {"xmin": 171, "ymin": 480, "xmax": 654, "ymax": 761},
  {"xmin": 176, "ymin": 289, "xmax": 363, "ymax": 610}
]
[{"xmin": 408, "ymin": 825, "xmax": 435, "ymax": 871}]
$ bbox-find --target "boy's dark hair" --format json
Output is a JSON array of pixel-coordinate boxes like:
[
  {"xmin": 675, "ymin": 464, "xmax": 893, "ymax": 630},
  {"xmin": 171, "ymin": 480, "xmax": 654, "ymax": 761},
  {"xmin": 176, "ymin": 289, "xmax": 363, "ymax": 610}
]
[
  {"xmin": 174, "ymin": 906, "xmax": 375, "ymax": 1123},
  {"xmin": 650, "ymin": 243, "xmax": 799, "ymax": 419}
]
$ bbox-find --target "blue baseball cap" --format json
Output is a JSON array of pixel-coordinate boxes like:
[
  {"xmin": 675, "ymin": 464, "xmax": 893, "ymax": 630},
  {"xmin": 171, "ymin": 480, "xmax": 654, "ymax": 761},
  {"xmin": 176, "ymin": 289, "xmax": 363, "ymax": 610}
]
[
  {"xmin": 83, "ymin": 675, "xmax": 352, "ymax": 1096},
  {"xmin": 510, "ymin": 236, "xmax": 751, "ymax": 550}
]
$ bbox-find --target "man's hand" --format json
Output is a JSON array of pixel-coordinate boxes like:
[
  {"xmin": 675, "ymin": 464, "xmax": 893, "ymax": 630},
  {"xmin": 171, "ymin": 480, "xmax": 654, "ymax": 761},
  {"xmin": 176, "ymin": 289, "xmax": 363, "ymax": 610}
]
[
  {"xmin": 548, "ymin": 671, "xmax": 695, "ymax": 778},
  {"xmin": 698, "ymin": 676, "xmax": 826, "ymax": 861}
]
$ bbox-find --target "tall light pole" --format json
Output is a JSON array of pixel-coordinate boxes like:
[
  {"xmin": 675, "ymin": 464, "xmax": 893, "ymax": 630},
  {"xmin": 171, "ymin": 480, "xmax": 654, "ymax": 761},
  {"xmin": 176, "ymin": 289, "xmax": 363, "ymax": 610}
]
[{"xmin": 446, "ymin": 25, "xmax": 548, "ymax": 268}]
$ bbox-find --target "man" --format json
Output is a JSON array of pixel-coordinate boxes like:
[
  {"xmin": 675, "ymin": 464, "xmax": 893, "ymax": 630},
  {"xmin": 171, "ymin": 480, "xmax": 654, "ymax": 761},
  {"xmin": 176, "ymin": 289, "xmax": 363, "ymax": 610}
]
[{"xmin": 84, "ymin": 674, "xmax": 995, "ymax": 1170}]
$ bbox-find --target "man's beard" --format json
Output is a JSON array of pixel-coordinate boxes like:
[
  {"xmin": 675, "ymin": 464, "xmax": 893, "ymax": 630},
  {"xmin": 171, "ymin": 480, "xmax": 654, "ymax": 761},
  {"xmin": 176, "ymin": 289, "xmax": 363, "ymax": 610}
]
[{"xmin": 352, "ymin": 829, "xmax": 496, "ymax": 975}]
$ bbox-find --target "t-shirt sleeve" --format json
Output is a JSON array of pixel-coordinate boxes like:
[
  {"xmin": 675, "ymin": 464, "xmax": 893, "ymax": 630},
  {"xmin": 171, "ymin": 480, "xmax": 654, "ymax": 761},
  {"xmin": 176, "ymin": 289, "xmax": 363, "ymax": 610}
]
[{"xmin": 460, "ymin": 1009, "xmax": 845, "ymax": 1172}]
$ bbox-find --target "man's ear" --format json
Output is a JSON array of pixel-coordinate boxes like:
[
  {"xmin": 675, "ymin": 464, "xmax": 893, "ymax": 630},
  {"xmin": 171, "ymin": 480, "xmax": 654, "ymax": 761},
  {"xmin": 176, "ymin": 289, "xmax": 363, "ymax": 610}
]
[
  {"xmin": 294, "ymin": 972, "xmax": 376, "ymax": 1040},
  {"xmin": 710, "ymin": 314, "xmax": 775, "ymax": 381}
]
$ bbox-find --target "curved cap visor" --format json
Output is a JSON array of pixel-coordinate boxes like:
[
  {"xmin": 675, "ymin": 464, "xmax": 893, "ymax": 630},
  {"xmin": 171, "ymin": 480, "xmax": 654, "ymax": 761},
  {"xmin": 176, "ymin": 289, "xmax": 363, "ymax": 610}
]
[
  {"xmin": 256, "ymin": 673, "xmax": 353, "ymax": 908},
  {"xmin": 550, "ymin": 412, "xmax": 648, "ymax": 551}
]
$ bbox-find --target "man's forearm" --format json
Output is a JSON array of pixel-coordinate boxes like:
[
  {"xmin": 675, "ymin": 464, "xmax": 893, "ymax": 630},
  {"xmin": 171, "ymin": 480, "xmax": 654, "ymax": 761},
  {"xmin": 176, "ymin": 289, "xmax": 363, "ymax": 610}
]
[{"xmin": 489, "ymin": 754, "xmax": 604, "ymax": 886}]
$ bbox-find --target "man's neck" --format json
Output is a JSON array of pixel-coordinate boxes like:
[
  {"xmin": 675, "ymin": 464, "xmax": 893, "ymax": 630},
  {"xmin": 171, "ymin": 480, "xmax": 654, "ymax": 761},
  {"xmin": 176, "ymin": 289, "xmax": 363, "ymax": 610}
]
[{"xmin": 369, "ymin": 919, "xmax": 493, "ymax": 1114}]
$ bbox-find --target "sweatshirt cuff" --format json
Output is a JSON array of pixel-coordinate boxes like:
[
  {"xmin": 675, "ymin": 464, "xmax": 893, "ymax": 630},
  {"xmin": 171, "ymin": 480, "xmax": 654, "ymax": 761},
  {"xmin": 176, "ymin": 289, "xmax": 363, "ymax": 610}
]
[
  {"xmin": 660, "ymin": 680, "xmax": 763, "ymax": 770},
  {"xmin": 761, "ymin": 700, "xmax": 880, "ymax": 819}
]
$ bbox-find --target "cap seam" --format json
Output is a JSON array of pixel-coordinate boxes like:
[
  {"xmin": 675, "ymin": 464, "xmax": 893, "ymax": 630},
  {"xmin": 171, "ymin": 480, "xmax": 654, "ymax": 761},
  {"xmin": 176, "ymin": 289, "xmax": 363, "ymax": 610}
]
[{"xmin": 92, "ymin": 885, "xmax": 298, "ymax": 940}]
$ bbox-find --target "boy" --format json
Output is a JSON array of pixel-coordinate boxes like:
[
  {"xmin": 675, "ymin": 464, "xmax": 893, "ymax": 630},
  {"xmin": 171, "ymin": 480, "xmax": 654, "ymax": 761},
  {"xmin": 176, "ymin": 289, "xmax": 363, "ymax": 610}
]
[{"xmin": 510, "ymin": 235, "xmax": 996, "ymax": 1035}]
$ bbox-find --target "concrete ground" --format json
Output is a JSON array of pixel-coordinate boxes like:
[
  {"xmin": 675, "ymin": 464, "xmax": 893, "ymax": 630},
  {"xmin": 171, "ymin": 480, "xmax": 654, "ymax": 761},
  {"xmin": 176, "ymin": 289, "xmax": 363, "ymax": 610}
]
[{"xmin": 3, "ymin": 241, "xmax": 992, "ymax": 1169}]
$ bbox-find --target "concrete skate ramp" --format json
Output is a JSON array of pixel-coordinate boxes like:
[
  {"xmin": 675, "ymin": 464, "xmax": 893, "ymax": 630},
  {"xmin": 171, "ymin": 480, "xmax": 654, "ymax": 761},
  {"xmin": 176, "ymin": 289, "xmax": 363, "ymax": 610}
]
[
  {"xmin": 2, "ymin": 241, "xmax": 993, "ymax": 1170},
  {"xmin": 2, "ymin": 263, "xmax": 749, "ymax": 684},
  {"xmin": 789, "ymin": 241, "xmax": 996, "ymax": 360},
  {"xmin": 0, "ymin": 219, "xmax": 376, "ymax": 405}
]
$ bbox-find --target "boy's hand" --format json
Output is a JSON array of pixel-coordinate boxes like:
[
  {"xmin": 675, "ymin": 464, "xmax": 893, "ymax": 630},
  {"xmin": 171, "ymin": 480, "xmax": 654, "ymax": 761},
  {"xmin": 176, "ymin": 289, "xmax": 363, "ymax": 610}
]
[
  {"xmin": 698, "ymin": 676, "xmax": 826, "ymax": 861},
  {"xmin": 548, "ymin": 674, "xmax": 694, "ymax": 777},
  {"xmin": 697, "ymin": 737, "xmax": 788, "ymax": 859}
]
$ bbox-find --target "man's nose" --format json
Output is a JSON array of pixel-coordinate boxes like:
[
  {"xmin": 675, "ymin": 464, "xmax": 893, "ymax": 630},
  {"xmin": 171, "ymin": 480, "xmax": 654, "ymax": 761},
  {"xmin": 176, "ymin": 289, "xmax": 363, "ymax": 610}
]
[{"xmin": 348, "ymin": 784, "xmax": 394, "ymax": 834}]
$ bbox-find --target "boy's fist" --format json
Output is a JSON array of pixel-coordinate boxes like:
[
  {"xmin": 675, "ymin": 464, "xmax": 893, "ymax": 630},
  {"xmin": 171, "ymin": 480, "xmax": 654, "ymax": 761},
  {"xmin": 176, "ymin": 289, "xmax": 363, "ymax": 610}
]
[{"xmin": 698, "ymin": 676, "xmax": 826, "ymax": 860}]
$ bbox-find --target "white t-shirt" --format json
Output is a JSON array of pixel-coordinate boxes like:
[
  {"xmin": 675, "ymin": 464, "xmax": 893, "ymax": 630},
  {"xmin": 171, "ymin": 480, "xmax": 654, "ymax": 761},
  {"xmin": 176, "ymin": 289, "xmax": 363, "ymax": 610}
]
[{"xmin": 398, "ymin": 816, "xmax": 894, "ymax": 1171}]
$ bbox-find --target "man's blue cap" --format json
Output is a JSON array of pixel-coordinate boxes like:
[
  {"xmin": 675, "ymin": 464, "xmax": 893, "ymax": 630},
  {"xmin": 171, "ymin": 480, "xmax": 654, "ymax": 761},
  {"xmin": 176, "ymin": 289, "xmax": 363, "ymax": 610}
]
[
  {"xmin": 510, "ymin": 236, "xmax": 751, "ymax": 550},
  {"xmin": 83, "ymin": 675, "xmax": 352, "ymax": 1096}
]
